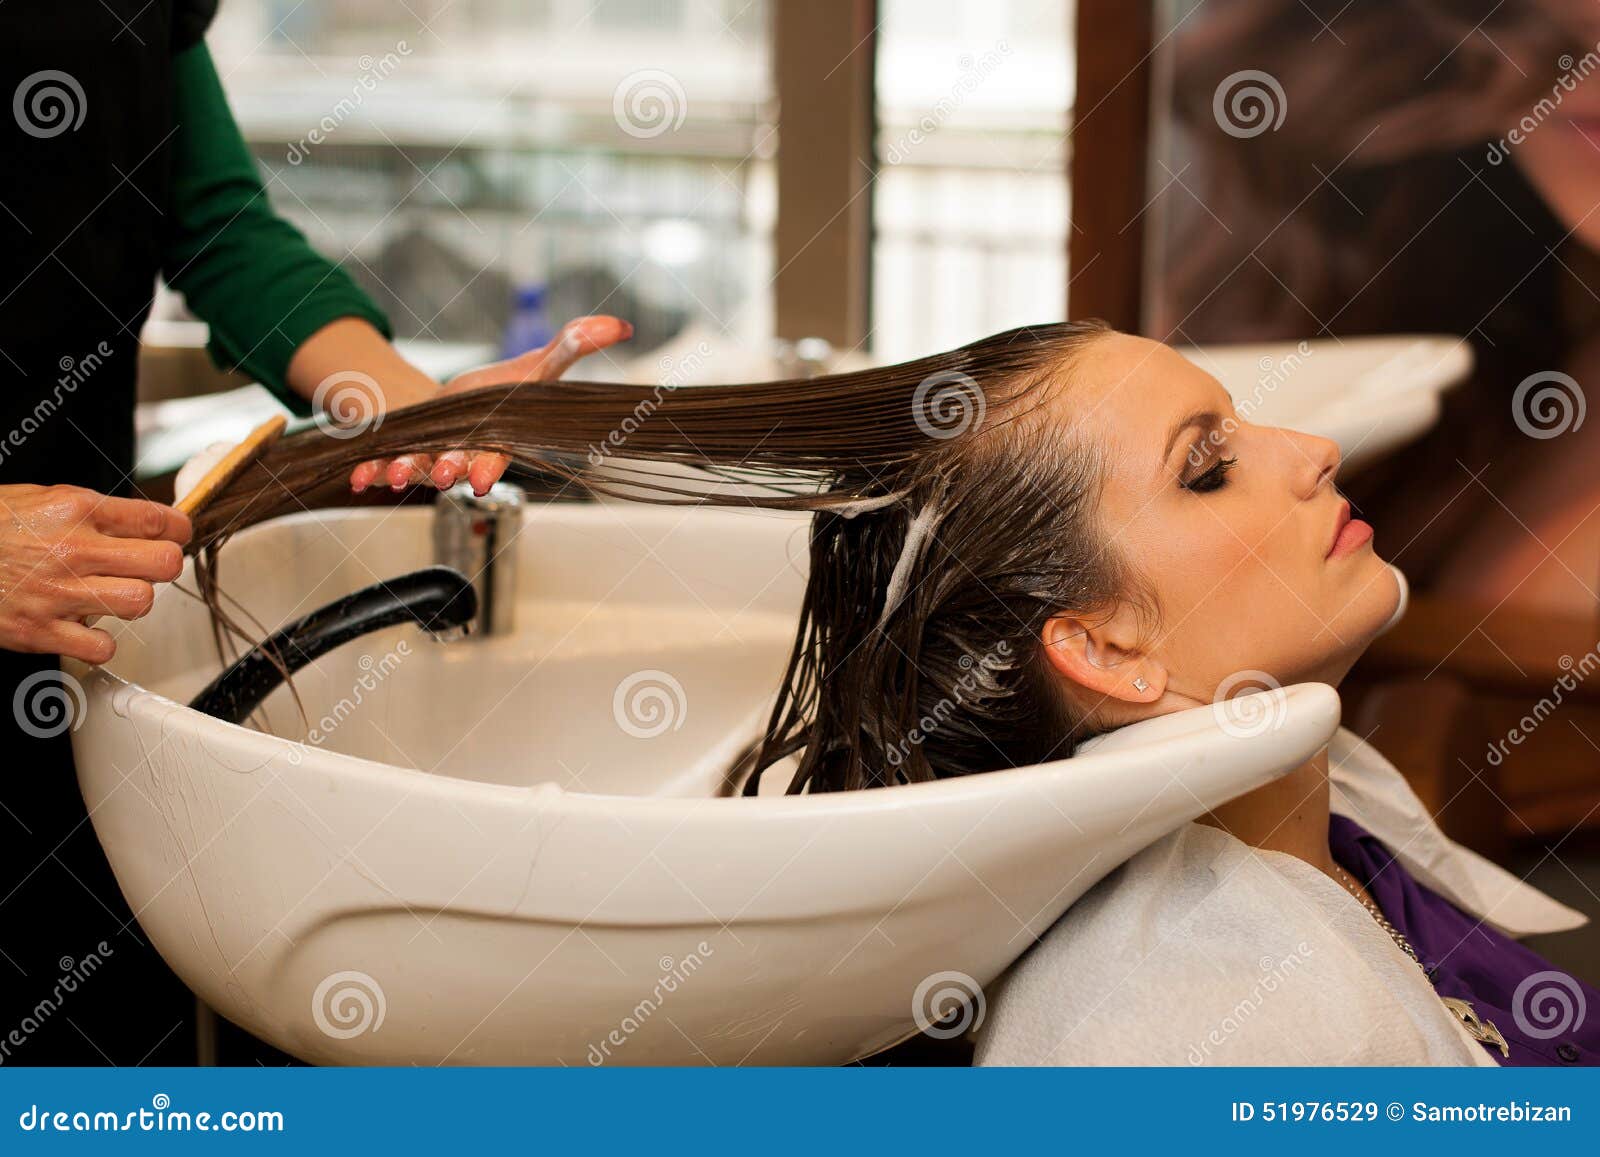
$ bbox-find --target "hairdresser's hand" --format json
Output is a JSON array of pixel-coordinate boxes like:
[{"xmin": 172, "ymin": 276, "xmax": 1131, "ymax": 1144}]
[
  {"xmin": 0, "ymin": 484, "xmax": 191, "ymax": 664},
  {"xmin": 350, "ymin": 315, "xmax": 635, "ymax": 496}
]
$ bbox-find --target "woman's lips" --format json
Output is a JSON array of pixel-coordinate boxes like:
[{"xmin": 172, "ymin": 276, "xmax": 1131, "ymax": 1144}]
[{"xmin": 1327, "ymin": 503, "xmax": 1374, "ymax": 559}]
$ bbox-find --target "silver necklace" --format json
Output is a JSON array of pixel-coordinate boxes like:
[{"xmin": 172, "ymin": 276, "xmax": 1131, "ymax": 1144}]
[
  {"xmin": 1331, "ymin": 863, "xmax": 1509, "ymax": 1058},
  {"xmin": 1332, "ymin": 864, "xmax": 1423, "ymax": 966}
]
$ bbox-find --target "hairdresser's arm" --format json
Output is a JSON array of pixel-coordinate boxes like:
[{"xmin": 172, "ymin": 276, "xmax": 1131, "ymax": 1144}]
[
  {"xmin": 329, "ymin": 314, "xmax": 635, "ymax": 496},
  {"xmin": 160, "ymin": 47, "xmax": 636, "ymax": 496},
  {"xmin": 161, "ymin": 43, "xmax": 393, "ymax": 414}
]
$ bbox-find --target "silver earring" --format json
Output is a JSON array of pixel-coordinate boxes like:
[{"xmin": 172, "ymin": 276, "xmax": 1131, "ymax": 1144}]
[{"xmin": 1133, "ymin": 677, "xmax": 1149, "ymax": 693}]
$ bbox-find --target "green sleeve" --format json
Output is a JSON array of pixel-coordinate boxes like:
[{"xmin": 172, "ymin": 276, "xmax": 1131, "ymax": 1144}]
[{"xmin": 161, "ymin": 42, "xmax": 392, "ymax": 415}]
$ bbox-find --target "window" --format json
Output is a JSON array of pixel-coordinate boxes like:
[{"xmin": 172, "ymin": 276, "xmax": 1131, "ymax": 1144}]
[
  {"xmin": 204, "ymin": 0, "xmax": 776, "ymax": 365},
  {"xmin": 872, "ymin": 0, "xmax": 1073, "ymax": 361}
]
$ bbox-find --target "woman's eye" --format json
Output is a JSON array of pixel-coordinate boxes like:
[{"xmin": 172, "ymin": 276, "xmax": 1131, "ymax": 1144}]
[{"xmin": 1184, "ymin": 455, "xmax": 1237, "ymax": 493}]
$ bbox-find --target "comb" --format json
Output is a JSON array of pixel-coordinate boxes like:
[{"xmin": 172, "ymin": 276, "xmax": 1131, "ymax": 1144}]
[{"xmin": 175, "ymin": 415, "xmax": 287, "ymax": 517}]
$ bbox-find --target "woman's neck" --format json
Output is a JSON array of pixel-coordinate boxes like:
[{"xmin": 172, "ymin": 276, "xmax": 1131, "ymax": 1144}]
[{"xmin": 1195, "ymin": 749, "xmax": 1338, "ymax": 876}]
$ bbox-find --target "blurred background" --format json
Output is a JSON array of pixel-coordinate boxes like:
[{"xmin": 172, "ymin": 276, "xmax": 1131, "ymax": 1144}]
[{"xmin": 147, "ymin": 0, "xmax": 1070, "ymax": 373}]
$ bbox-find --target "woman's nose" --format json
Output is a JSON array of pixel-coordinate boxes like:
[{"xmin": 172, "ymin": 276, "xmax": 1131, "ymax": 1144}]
[{"xmin": 1284, "ymin": 429, "xmax": 1341, "ymax": 499}]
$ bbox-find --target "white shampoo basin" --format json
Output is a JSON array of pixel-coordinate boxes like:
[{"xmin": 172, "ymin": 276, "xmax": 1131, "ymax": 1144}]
[
  {"xmin": 70, "ymin": 503, "xmax": 1342, "ymax": 1065},
  {"xmin": 1178, "ymin": 335, "xmax": 1473, "ymax": 474}
]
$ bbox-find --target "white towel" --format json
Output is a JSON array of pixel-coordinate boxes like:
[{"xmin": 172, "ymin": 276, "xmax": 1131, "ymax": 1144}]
[{"xmin": 974, "ymin": 728, "xmax": 1584, "ymax": 1066}]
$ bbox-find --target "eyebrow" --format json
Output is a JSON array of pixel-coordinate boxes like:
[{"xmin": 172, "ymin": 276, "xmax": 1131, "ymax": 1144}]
[{"xmin": 1160, "ymin": 408, "xmax": 1220, "ymax": 473}]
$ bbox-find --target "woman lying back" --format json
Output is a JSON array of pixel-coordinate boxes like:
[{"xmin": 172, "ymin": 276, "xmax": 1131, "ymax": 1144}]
[{"xmin": 189, "ymin": 319, "xmax": 1598, "ymax": 1066}]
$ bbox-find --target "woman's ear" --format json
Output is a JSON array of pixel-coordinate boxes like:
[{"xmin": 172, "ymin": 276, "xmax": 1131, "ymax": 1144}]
[{"xmin": 1040, "ymin": 606, "xmax": 1165, "ymax": 704}]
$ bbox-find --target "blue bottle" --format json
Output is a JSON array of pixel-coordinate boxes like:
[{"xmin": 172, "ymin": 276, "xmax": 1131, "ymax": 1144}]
[{"xmin": 502, "ymin": 283, "xmax": 554, "ymax": 359}]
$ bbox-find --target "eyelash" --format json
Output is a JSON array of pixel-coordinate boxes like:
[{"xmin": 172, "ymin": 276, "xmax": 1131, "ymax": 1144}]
[{"xmin": 1184, "ymin": 455, "xmax": 1237, "ymax": 493}]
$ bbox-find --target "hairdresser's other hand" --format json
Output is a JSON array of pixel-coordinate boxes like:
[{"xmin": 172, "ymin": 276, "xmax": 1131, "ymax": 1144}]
[
  {"xmin": 349, "ymin": 315, "xmax": 635, "ymax": 497},
  {"xmin": 0, "ymin": 484, "xmax": 191, "ymax": 664}
]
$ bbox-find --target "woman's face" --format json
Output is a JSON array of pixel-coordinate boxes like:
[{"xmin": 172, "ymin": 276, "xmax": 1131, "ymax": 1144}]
[{"xmin": 1050, "ymin": 333, "xmax": 1401, "ymax": 707}]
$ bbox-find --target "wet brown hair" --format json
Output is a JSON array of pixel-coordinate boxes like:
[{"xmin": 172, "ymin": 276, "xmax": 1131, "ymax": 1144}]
[{"xmin": 190, "ymin": 321, "xmax": 1133, "ymax": 793}]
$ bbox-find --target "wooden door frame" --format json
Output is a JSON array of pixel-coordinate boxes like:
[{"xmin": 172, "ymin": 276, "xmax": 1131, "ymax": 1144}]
[
  {"xmin": 1067, "ymin": 0, "xmax": 1157, "ymax": 333},
  {"xmin": 773, "ymin": 0, "xmax": 1157, "ymax": 345}
]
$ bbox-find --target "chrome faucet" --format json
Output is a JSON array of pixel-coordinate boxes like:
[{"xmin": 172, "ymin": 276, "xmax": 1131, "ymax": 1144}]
[{"xmin": 432, "ymin": 481, "xmax": 524, "ymax": 638}]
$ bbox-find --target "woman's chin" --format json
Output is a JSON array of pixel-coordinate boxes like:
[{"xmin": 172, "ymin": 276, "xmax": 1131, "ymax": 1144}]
[
  {"xmin": 1340, "ymin": 557, "xmax": 1406, "ymax": 657},
  {"xmin": 1302, "ymin": 556, "xmax": 1404, "ymax": 677}
]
